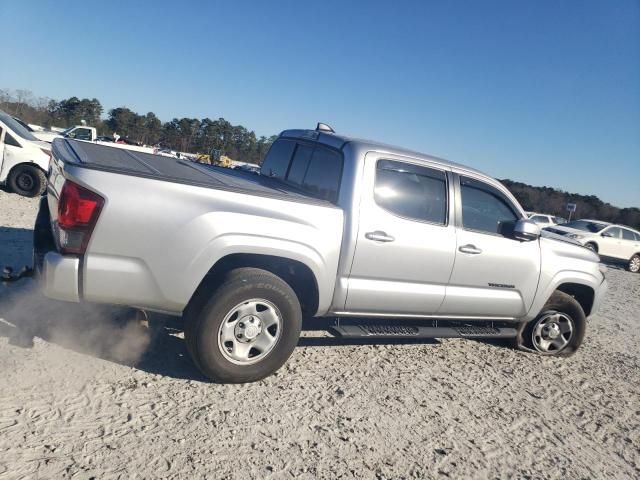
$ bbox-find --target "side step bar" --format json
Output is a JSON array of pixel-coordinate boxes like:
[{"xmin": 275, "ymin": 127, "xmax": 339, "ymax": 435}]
[{"xmin": 329, "ymin": 324, "xmax": 518, "ymax": 339}]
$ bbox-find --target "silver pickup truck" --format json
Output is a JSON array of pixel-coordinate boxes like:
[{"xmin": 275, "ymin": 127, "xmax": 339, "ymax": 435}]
[{"xmin": 34, "ymin": 124, "xmax": 607, "ymax": 382}]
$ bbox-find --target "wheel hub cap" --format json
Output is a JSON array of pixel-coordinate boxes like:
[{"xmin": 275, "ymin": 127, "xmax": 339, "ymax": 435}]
[
  {"xmin": 217, "ymin": 299, "xmax": 282, "ymax": 365},
  {"xmin": 532, "ymin": 311, "xmax": 574, "ymax": 354},
  {"xmin": 543, "ymin": 323, "xmax": 561, "ymax": 339},
  {"xmin": 18, "ymin": 174, "xmax": 34, "ymax": 190},
  {"xmin": 235, "ymin": 316, "xmax": 262, "ymax": 341}
]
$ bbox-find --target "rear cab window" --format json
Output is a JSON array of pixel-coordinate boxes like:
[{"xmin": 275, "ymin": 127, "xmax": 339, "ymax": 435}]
[
  {"xmin": 260, "ymin": 139, "xmax": 295, "ymax": 179},
  {"xmin": 261, "ymin": 139, "xmax": 343, "ymax": 204}
]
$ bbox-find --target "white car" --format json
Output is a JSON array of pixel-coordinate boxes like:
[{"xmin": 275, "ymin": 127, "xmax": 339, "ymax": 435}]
[
  {"xmin": 12, "ymin": 117, "xmax": 61, "ymax": 143},
  {"xmin": 546, "ymin": 220, "xmax": 640, "ymax": 273},
  {"xmin": 527, "ymin": 212, "xmax": 566, "ymax": 226},
  {"xmin": 0, "ymin": 111, "xmax": 52, "ymax": 197}
]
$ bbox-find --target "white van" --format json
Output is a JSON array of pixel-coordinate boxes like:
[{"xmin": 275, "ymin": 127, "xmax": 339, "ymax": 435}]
[{"xmin": 0, "ymin": 110, "xmax": 52, "ymax": 197}]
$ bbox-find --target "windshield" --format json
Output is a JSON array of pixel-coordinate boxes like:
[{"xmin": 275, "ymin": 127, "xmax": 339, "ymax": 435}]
[
  {"xmin": 564, "ymin": 220, "xmax": 608, "ymax": 232},
  {"xmin": 61, "ymin": 126, "xmax": 76, "ymax": 136},
  {"xmin": 0, "ymin": 111, "xmax": 39, "ymax": 141}
]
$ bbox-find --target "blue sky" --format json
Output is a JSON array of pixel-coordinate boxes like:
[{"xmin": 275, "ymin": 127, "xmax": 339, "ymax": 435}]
[{"xmin": 1, "ymin": 0, "xmax": 638, "ymax": 207}]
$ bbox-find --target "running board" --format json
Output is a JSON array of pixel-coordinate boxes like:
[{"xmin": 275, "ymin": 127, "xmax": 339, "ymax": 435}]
[{"xmin": 328, "ymin": 324, "xmax": 518, "ymax": 339}]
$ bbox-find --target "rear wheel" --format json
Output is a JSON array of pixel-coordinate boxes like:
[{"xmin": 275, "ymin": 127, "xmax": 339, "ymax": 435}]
[
  {"xmin": 184, "ymin": 268, "xmax": 302, "ymax": 383},
  {"xmin": 519, "ymin": 291, "xmax": 585, "ymax": 356},
  {"xmin": 8, "ymin": 165, "xmax": 46, "ymax": 197},
  {"xmin": 629, "ymin": 254, "xmax": 640, "ymax": 273}
]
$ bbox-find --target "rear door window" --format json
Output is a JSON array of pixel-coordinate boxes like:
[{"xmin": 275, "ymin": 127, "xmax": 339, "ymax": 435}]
[
  {"xmin": 460, "ymin": 176, "xmax": 519, "ymax": 235},
  {"xmin": 622, "ymin": 229, "xmax": 636, "ymax": 241},
  {"xmin": 261, "ymin": 139, "xmax": 296, "ymax": 180},
  {"xmin": 374, "ymin": 160, "xmax": 447, "ymax": 224}
]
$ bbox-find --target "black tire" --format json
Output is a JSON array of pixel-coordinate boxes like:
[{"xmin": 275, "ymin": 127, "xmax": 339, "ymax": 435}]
[
  {"xmin": 629, "ymin": 254, "xmax": 640, "ymax": 273},
  {"xmin": 584, "ymin": 242, "xmax": 598, "ymax": 252},
  {"xmin": 8, "ymin": 165, "xmax": 46, "ymax": 197},
  {"xmin": 519, "ymin": 291, "xmax": 586, "ymax": 357},
  {"xmin": 184, "ymin": 267, "xmax": 302, "ymax": 383}
]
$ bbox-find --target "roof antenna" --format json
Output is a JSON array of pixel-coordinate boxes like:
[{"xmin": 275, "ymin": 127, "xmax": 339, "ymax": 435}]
[{"xmin": 316, "ymin": 122, "xmax": 335, "ymax": 133}]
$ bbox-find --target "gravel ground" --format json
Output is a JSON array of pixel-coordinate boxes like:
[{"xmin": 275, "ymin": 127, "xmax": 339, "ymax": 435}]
[{"xmin": 0, "ymin": 189, "xmax": 638, "ymax": 479}]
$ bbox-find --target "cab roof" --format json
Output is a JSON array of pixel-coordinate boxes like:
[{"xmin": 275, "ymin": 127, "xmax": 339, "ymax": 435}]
[{"xmin": 279, "ymin": 128, "xmax": 487, "ymax": 176}]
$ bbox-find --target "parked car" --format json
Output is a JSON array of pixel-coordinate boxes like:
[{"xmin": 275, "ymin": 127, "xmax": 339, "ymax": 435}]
[
  {"xmin": 33, "ymin": 124, "xmax": 607, "ymax": 382},
  {"xmin": 527, "ymin": 212, "xmax": 566, "ymax": 225},
  {"xmin": 0, "ymin": 110, "xmax": 51, "ymax": 197},
  {"xmin": 12, "ymin": 117, "xmax": 60, "ymax": 143},
  {"xmin": 546, "ymin": 220, "xmax": 640, "ymax": 272}
]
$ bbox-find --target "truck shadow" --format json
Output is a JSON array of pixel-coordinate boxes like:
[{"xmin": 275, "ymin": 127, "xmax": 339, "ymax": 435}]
[{"xmin": 1, "ymin": 287, "xmax": 448, "ymax": 383}]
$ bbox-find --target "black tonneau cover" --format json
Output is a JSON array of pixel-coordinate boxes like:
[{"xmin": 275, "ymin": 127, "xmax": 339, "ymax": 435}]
[{"xmin": 52, "ymin": 139, "xmax": 334, "ymax": 207}]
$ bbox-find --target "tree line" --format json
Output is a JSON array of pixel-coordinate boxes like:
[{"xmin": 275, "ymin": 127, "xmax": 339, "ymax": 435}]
[
  {"xmin": 501, "ymin": 179, "xmax": 640, "ymax": 229},
  {"xmin": 0, "ymin": 88, "xmax": 276, "ymax": 164},
  {"xmin": 1, "ymin": 89, "xmax": 637, "ymax": 225}
]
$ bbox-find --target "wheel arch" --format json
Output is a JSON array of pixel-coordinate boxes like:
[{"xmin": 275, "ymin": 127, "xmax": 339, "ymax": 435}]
[
  {"xmin": 554, "ymin": 282, "xmax": 595, "ymax": 317},
  {"xmin": 526, "ymin": 270, "xmax": 601, "ymax": 321},
  {"xmin": 187, "ymin": 253, "xmax": 320, "ymax": 317},
  {"xmin": 584, "ymin": 240, "xmax": 599, "ymax": 252}
]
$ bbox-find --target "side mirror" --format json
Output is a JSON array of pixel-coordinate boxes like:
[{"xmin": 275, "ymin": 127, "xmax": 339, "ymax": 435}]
[
  {"xmin": 601, "ymin": 231, "xmax": 613, "ymax": 238},
  {"xmin": 514, "ymin": 218, "xmax": 541, "ymax": 241}
]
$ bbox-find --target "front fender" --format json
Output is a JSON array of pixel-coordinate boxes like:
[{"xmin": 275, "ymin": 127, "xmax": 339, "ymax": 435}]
[{"xmin": 524, "ymin": 269, "xmax": 604, "ymax": 322}]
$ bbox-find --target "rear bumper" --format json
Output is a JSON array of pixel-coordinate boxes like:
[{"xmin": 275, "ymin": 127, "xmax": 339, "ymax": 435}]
[
  {"xmin": 41, "ymin": 252, "xmax": 80, "ymax": 302},
  {"xmin": 34, "ymin": 196, "xmax": 81, "ymax": 302}
]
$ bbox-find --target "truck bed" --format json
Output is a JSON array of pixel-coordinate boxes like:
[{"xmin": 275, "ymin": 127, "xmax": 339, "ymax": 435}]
[{"xmin": 51, "ymin": 138, "xmax": 335, "ymax": 206}]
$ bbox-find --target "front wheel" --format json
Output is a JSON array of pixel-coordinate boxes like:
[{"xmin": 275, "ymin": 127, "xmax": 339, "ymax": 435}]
[
  {"xmin": 184, "ymin": 268, "xmax": 302, "ymax": 383},
  {"xmin": 518, "ymin": 291, "xmax": 586, "ymax": 356},
  {"xmin": 628, "ymin": 254, "xmax": 640, "ymax": 273}
]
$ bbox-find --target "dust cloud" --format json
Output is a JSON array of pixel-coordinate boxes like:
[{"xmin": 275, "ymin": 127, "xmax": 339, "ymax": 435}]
[{"xmin": 0, "ymin": 278, "xmax": 150, "ymax": 365}]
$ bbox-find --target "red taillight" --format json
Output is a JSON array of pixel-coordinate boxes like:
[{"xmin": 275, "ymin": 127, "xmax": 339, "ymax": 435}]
[{"xmin": 57, "ymin": 180, "xmax": 104, "ymax": 254}]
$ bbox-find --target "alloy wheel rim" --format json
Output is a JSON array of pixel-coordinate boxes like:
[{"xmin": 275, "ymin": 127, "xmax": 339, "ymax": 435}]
[
  {"xmin": 630, "ymin": 256, "xmax": 640, "ymax": 273},
  {"xmin": 217, "ymin": 298, "xmax": 282, "ymax": 365},
  {"xmin": 531, "ymin": 311, "xmax": 574, "ymax": 354}
]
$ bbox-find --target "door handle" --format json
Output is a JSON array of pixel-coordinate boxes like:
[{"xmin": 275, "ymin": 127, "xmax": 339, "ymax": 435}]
[
  {"xmin": 365, "ymin": 231, "xmax": 395, "ymax": 243},
  {"xmin": 459, "ymin": 244, "xmax": 482, "ymax": 254}
]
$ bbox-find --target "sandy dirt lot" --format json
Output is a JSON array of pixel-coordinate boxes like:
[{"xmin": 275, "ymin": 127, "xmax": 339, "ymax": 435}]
[{"xmin": 0, "ymin": 189, "xmax": 638, "ymax": 479}]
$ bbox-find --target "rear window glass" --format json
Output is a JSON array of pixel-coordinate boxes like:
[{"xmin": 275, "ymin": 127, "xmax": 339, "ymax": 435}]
[
  {"xmin": 287, "ymin": 144, "xmax": 313, "ymax": 186},
  {"xmin": 374, "ymin": 160, "xmax": 447, "ymax": 224},
  {"xmin": 262, "ymin": 138, "xmax": 343, "ymax": 203},
  {"xmin": 261, "ymin": 139, "xmax": 295, "ymax": 180},
  {"xmin": 299, "ymin": 147, "xmax": 342, "ymax": 203}
]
